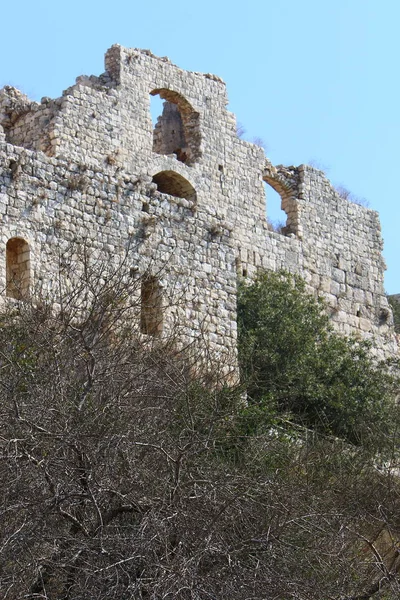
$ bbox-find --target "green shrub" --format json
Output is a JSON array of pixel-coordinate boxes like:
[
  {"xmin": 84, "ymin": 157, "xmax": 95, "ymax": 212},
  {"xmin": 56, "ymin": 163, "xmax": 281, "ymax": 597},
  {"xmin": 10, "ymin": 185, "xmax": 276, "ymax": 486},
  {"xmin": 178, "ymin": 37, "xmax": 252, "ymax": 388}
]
[
  {"xmin": 388, "ymin": 294, "xmax": 400, "ymax": 333},
  {"xmin": 238, "ymin": 270, "xmax": 399, "ymax": 451}
]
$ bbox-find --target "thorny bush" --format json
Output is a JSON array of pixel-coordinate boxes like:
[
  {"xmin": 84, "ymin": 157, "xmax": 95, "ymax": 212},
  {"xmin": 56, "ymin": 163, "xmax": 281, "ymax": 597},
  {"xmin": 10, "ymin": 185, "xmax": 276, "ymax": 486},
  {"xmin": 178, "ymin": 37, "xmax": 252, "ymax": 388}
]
[{"xmin": 0, "ymin": 258, "xmax": 400, "ymax": 600}]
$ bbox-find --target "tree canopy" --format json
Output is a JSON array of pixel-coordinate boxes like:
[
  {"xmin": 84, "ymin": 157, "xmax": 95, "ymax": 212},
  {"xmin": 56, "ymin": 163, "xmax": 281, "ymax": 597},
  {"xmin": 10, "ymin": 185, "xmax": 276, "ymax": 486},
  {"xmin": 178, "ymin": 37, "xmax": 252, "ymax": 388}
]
[{"xmin": 237, "ymin": 270, "xmax": 399, "ymax": 452}]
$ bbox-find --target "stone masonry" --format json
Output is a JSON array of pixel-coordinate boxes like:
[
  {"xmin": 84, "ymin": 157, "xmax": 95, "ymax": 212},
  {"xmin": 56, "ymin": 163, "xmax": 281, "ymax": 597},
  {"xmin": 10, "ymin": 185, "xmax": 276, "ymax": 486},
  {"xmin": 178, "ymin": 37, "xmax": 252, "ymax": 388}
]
[{"xmin": 0, "ymin": 44, "xmax": 396, "ymax": 368}]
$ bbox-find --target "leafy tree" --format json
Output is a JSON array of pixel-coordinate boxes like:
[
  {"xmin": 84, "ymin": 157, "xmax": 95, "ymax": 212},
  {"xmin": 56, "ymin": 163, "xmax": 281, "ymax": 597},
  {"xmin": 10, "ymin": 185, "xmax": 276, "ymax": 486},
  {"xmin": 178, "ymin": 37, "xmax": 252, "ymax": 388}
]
[
  {"xmin": 388, "ymin": 295, "xmax": 400, "ymax": 334},
  {"xmin": 237, "ymin": 270, "xmax": 399, "ymax": 451}
]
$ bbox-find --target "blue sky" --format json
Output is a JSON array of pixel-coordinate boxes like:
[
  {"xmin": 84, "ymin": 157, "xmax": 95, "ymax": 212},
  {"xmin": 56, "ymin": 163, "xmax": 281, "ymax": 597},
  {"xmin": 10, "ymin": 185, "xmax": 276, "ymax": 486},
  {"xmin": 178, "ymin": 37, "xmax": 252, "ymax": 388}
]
[{"xmin": 1, "ymin": 0, "xmax": 399, "ymax": 292}]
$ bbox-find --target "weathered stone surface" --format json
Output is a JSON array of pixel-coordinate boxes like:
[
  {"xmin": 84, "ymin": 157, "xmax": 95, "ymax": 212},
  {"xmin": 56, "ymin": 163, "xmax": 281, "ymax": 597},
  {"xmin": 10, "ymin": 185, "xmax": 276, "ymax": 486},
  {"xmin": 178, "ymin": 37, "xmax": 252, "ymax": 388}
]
[{"xmin": 0, "ymin": 44, "xmax": 396, "ymax": 366}]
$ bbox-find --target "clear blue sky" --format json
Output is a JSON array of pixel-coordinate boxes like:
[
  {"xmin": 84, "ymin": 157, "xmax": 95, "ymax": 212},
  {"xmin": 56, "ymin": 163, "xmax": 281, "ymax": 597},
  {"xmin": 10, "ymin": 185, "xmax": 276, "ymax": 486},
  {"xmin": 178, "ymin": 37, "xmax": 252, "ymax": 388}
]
[{"xmin": 1, "ymin": 0, "xmax": 399, "ymax": 292}]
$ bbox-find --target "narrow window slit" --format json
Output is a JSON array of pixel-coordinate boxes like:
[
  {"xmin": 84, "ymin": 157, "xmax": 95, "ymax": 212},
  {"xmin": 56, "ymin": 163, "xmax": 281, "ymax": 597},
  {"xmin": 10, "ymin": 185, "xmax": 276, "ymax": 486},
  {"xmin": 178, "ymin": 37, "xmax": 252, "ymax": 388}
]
[
  {"xmin": 140, "ymin": 277, "xmax": 163, "ymax": 336},
  {"xmin": 6, "ymin": 237, "xmax": 30, "ymax": 300}
]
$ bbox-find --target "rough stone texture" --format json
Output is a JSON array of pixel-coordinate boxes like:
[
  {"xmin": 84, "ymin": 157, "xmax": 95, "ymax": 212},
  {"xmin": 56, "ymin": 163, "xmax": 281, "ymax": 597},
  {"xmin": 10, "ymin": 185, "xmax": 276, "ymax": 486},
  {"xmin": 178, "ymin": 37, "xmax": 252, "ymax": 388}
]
[{"xmin": 0, "ymin": 44, "xmax": 396, "ymax": 368}]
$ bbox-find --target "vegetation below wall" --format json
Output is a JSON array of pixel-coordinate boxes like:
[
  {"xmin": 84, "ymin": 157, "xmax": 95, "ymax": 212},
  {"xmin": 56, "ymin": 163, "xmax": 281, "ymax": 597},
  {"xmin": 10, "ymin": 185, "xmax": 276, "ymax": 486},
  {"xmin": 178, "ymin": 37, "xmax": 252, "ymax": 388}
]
[
  {"xmin": 238, "ymin": 271, "xmax": 399, "ymax": 452},
  {"xmin": 388, "ymin": 294, "xmax": 400, "ymax": 334},
  {"xmin": 1, "ymin": 258, "xmax": 399, "ymax": 600}
]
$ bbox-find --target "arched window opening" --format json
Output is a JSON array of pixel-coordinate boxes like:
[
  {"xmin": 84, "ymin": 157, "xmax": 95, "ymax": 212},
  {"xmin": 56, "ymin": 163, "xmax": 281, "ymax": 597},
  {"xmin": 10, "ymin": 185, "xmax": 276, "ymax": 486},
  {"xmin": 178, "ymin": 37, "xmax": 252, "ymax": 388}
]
[
  {"xmin": 6, "ymin": 237, "xmax": 30, "ymax": 300},
  {"xmin": 150, "ymin": 94, "xmax": 164, "ymax": 128},
  {"xmin": 264, "ymin": 182, "xmax": 288, "ymax": 234},
  {"xmin": 152, "ymin": 171, "xmax": 197, "ymax": 203},
  {"xmin": 140, "ymin": 277, "xmax": 163, "ymax": 336},
  {"xmin": 150, "ymin": 89, "xmax": 201, "ymax": 165},
  {"xmin": 263, "ymin": 176, "xmax": 299, "ymax": 237}
]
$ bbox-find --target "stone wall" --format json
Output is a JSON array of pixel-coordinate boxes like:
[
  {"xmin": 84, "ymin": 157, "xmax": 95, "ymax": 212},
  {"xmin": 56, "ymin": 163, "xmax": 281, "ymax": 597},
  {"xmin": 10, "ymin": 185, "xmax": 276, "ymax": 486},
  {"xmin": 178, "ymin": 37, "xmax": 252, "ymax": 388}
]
[{"xmin": 0, "ymin": 44, "xmax": 396, "ymax": 365}]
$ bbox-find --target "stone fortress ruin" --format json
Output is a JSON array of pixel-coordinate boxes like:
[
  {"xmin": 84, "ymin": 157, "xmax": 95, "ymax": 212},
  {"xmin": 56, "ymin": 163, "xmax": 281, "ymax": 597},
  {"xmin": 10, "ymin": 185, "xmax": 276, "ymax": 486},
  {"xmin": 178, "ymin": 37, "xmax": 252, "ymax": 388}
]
[{"xmin": 0, "ymin": 44, "xmax": 396, "ymax": 364}]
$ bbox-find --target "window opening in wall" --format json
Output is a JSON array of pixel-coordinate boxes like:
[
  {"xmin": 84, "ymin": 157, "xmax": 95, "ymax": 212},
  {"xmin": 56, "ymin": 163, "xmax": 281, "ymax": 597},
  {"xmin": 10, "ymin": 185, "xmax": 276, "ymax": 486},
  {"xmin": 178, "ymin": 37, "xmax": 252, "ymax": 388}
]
[
  {"xmin": 150, "ymin": 94, "xmax": 165, "ymax": 129},
  {"xmin": 152, "ymin": 171, "xmax": 197, "ymax": 203},
  {"xmin": 150, "ymin": 89, "xmax": 201, "ymax": 166},
  {"xmin": 264, "ymin": 182, "xmax": 287, "ymax": 234},
  {"xmin": 6, "ymin": 237, "xmax": 30, "ymax": 300},
  {"xmin": 140, "ymin": 277, "xmax": 163, "ymax": 336}
]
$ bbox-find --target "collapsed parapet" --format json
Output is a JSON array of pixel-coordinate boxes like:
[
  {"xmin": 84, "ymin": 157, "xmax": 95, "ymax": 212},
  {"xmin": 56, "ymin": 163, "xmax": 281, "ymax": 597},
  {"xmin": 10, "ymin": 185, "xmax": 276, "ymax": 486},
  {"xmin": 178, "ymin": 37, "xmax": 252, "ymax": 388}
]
[
  {"xmin": 0, "ymin": 43, "xmax": 396, "ymax": 361},
  {"xmin": 0, "ymin": 87, "xmax": 35, "ymax": 130},
  {"xmin": 0, "ymin": 86, "xmax": 58, "ymax": 155},
  {"xmin": 0, "ymin": 57, "xmax": 118, "ymax": 160}
]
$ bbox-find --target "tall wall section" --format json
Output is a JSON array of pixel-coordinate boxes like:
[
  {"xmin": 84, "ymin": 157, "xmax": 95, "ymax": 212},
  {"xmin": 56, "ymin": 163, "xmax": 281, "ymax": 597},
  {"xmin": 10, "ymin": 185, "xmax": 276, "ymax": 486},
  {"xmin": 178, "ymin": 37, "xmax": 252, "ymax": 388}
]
[{"xmin": 0, "ymin": 44, "xmax": 396, "ymax": 363}]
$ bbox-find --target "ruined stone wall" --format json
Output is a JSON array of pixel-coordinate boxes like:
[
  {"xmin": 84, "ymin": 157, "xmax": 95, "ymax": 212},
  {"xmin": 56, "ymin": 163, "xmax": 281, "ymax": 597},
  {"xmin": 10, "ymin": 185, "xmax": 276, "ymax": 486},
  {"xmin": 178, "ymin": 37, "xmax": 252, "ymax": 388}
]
[
  {"xmin": 237, "ymin": 163, "xmax": 394, "ymax": 352},
  {"xmin": 0, "ymin": 44, "xmax": 395, "ymax": 364},
  {"xmin": 0, "ymin": 87, "xmax": 57, "ymax": 155},
  {"xmin": 0, "ymin": 141, "xmax": 237, "ymax": 364}
]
